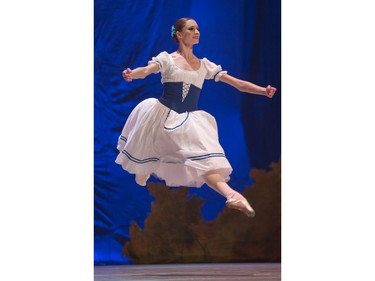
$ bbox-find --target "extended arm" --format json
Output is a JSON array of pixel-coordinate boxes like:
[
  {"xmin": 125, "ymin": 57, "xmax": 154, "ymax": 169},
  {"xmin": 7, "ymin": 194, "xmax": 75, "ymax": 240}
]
[
  {"xmin": 219, "ymin": 73, "xmax": 277, "ymax": 98},
  {"xmin": 122, "ymin": 63, "xmax": 160, "ymax": 82}
]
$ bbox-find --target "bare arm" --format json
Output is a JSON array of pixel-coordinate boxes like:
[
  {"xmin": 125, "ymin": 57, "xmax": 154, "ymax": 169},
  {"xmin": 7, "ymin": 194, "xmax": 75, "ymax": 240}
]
[
  {"xmin": 122, "ymin": 63, "xmax": 160, "ymax": 82},
  {"xmin": 218, "ymin": 73, "xmax": 277, "ymax": 98}
]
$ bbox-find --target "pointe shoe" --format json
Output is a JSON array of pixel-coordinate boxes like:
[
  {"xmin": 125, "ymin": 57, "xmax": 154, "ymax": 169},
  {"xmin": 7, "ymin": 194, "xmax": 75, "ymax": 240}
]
[
  {"xmin": 135, "ymin": 174, "xmax": 150, "ymax": 186},
  {"xmin": 226, "ymin": 198, "xmax": 255, "ymax": 218}
]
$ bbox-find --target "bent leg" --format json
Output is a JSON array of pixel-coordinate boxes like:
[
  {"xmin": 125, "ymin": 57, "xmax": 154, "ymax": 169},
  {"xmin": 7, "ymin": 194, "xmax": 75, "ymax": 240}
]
[{"xmin": 135, "ymin": 174, "xmax": 150, "ymax": 186}]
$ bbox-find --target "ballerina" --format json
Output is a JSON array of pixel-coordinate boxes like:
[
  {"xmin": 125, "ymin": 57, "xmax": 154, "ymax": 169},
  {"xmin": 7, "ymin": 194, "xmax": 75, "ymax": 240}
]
[{"xmin": 115, "ymin": 17, "xmax": 277, "ymax": 218}]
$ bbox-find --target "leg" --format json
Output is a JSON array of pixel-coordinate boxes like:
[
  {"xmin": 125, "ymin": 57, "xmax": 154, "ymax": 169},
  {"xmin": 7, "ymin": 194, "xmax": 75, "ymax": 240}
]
[
  {"xmin": 203, "ymin": 171, "xmax": 255, "ymax": 218},
  {"xmin": 135, "ymin": 174, "xmax": 150, "ymax": 186}
]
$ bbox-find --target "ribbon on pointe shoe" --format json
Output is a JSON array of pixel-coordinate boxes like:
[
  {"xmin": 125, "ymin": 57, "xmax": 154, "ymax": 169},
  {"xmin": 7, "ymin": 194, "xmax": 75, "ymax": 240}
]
[{"xmin": 226, "ymin": 198, "xmax": 255, "ymax": 218}]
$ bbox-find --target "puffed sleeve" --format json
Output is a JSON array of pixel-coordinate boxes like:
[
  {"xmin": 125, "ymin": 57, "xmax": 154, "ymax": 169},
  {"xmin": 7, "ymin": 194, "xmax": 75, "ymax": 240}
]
[
  {"xmin": 148, "ymin": 51, "xmax": 169, "ymax": 74},
  {"xmin": 202, "ymin": 57, "xmax": 228, "ymax": 82}
]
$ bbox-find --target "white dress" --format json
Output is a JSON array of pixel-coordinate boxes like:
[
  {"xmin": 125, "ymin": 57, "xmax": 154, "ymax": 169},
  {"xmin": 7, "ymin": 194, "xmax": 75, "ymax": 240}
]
[{"xmin": 115, "ymin": 51, "xmax": 233, "ymax": 187}]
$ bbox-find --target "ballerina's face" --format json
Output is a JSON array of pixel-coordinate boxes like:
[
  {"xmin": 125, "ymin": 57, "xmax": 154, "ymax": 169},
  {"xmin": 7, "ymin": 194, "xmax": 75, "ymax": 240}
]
[{"xmin": 178, "ymin": 19, "xmax": 200, "ymax": 45}]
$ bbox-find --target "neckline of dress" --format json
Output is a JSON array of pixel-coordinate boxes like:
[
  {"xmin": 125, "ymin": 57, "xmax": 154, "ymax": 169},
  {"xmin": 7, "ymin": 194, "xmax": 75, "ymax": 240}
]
[{"xmin": 168, "ymin": 52, "xmax": 202, "ymax": 72}]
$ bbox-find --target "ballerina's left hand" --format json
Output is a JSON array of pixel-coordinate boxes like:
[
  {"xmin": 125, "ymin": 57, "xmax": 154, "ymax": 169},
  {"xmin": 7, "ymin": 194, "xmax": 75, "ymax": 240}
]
[{"xmin": 265, "ymin": 85, "xmax": 277, "ymax": 98}]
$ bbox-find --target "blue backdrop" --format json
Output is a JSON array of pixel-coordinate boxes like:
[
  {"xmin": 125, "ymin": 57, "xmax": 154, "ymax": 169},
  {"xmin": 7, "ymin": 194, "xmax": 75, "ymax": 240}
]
[{"xmin": 94, "ymin": 0, "xmax": 281, "ymax": 264}]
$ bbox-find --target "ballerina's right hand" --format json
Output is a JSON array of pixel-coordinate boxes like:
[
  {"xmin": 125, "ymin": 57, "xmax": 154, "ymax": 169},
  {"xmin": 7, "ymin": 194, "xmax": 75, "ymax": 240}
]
[{"xmin": 122, "ymin": 68, "xmax": 133, "ymax": 82}]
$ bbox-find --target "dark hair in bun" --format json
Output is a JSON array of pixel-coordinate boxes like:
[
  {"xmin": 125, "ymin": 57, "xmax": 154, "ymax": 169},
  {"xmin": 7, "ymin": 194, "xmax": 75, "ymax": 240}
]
[{"xmin": 171, "ymin": 17, "xmax": 194, "ymax": 43}]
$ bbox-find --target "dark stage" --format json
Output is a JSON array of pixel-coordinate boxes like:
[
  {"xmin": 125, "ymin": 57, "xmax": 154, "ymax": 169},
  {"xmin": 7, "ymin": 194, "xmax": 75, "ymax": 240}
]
[{"xmin": 94, "ymin": 263, "xmax": 281, "ymax": 281}]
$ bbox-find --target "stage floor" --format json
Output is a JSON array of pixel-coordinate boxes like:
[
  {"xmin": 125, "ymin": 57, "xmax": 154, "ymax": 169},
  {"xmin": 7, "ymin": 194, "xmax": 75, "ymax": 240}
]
[{"xmin": 94, "ymin": 263, "xmax": 281, "ymax": 281}]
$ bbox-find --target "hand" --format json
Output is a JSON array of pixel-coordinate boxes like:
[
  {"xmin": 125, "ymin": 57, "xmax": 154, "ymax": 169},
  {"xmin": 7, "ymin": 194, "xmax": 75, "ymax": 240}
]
[
  {"xmin": 122, "ymin": 68, "xmax": 133, "ymax": 82},
  {"xmin": 265, "ymin": 85, "xmax": 277, "ymax": 98}
]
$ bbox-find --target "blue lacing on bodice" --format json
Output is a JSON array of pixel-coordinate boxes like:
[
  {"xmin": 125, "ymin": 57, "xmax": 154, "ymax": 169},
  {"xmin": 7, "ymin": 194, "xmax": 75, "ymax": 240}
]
[{"xmin": 159, "ymin": 82, "xmax": 201, "ymax": 113}]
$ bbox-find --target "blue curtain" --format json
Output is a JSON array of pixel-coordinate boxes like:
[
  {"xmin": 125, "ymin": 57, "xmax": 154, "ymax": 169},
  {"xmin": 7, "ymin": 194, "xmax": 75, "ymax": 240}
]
[{"xmin": 94, "ymin": 0, "xmax": 281, "ymax": 264}]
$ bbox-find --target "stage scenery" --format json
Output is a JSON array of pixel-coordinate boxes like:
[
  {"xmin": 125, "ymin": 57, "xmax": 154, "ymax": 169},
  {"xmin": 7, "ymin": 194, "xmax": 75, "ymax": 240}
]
[{"xmin": 94, "ymin": 0, "xmax": 281, "ymax": 279}]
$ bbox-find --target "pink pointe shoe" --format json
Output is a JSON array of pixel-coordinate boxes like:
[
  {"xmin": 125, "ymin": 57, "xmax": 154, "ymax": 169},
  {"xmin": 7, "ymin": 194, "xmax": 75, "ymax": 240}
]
[{"xmin": 226, "ymin": 198, "xmax": 255, "ymax": 218}]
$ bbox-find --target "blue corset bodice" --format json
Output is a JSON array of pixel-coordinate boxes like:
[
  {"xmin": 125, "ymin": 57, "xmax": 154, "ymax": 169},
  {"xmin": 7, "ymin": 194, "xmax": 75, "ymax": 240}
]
[{"xmin": 159, "ymin": 82, "xmax": 201, "ymax": 113}]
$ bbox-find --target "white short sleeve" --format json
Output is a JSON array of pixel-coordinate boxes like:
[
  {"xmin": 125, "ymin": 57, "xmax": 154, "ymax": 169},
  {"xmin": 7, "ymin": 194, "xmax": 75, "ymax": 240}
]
[
  {"xmin": 201, "ymin": 58, "xmax": 228, "ymax": 82},
  {"xmin": 148, "ymin": 51, "xmax": 170, "ymax": 74}
]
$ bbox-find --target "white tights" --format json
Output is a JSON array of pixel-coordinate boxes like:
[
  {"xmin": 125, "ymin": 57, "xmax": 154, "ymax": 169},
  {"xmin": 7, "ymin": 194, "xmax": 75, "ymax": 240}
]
[
  {"xmin": 135, "ymin": 172, "xmax": 246, "ymax": 202},
  {"xmin": 203, "ymin": 172, "xmax": 246, "ymax": 202}
]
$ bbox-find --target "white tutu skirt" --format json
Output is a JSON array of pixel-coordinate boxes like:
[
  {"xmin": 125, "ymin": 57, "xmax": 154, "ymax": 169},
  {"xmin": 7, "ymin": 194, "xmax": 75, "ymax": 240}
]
[{"xmin": 115, "ymin": 98, "xmax": 232, "ymax": 187}]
